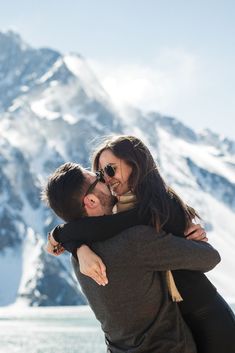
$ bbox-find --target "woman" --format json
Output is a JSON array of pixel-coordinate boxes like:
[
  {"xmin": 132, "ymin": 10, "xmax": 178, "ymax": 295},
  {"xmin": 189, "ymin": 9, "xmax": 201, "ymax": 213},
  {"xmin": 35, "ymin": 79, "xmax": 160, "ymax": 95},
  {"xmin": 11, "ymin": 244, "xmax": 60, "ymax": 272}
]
[{"xmin": 48, "ymin": 135, "xmax": 235, "ymax": 352}]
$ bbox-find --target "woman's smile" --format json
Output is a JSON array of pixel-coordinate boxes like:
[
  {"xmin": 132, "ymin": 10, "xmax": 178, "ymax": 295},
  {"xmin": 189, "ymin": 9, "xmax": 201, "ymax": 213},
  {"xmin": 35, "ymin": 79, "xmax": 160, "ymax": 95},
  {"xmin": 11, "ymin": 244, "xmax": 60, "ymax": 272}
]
[{"xmin": 99, "ymin": 149, "xmax": 132, "ymax": 196}]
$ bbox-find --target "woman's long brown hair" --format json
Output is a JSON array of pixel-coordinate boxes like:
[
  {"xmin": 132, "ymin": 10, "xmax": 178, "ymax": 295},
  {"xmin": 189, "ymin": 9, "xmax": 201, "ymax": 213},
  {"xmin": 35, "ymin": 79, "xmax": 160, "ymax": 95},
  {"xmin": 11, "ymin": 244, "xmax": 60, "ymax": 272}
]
[{"xmin": 92, "ymin": 135, "xmax": 199, "ymax": 231}]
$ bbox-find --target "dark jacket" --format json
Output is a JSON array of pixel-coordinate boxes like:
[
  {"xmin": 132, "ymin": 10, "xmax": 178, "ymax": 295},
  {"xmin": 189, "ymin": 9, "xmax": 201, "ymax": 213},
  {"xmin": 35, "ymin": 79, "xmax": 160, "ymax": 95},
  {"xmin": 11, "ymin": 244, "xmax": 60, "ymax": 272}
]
[{"xmin": 71, "ymin": 225, "xmax": 220, "ymax": 353}]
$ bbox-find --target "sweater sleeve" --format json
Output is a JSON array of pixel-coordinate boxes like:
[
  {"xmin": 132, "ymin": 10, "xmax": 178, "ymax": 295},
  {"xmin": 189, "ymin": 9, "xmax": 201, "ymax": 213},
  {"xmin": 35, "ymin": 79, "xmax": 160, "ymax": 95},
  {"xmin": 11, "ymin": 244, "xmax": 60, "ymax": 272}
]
[
  {"xmin": 52, "ymin": 195, "xmax": 190, "ymax": 254},
  {"xmin": 53, "ymin": 207, "xmax": 150, "ymax": 252},
  {"xmin": 135, "ymin": 226, "xmax": 221, "ymax": 272}
]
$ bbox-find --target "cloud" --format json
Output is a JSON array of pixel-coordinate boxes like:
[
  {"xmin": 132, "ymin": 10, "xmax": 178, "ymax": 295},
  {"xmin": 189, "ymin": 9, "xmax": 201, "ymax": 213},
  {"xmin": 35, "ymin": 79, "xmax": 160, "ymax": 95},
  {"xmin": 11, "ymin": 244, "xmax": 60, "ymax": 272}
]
[
  {"xmin": 87, "ymin": 49, "xmax": 235, "ymax": 140},
  {"xmin": 88, "ymin": 48, "xmax": 201, "ymax": 116}
]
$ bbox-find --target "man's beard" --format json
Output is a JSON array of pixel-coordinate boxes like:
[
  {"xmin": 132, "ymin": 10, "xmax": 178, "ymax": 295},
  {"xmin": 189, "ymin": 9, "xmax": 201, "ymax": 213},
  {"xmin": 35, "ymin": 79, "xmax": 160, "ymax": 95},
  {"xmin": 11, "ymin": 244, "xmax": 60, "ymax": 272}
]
[{"xmin": 96, "ymin": 190, "xmax": 117, "ymax": 213}]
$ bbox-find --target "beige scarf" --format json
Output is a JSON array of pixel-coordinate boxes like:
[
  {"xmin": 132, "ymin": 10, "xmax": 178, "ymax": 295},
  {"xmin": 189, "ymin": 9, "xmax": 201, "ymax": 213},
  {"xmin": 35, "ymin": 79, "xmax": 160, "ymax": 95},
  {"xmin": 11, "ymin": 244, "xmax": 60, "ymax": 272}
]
[
  {"xmin": 115, "ymin": 191, "xmax": 183, "ymax": 303},
  {"xmin": 115, "ymin": 191, "xmax": 137, "ymax": 213}
]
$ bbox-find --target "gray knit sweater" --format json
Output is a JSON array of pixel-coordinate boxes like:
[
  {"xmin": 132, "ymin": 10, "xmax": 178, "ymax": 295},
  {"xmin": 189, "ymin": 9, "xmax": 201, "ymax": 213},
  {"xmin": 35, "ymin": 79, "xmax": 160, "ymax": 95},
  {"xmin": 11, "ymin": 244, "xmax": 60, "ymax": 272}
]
[{"xmin": 72, "ymin": 225, "xmax": 220, "ymax": 353}]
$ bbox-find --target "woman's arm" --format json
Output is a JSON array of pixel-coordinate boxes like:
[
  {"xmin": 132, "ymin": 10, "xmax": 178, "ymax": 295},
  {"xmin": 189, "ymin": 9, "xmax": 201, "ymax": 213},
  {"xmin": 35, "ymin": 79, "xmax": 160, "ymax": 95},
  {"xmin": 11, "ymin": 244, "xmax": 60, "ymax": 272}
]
[
  {"xmin": 51, "ymin": 196, "xmax": 206, "ymax": 254},
  {"xmin": 46, "ymin": 197, "xmax": 206, "ymax": 288},
  {"xmin": 52, "ymin": 207, "xmax": 150, "ymax": 247},
  {"xmin": 77, "ymin": 245, "xmax": 108, "ymax": 286},
  {"xmin": 45, "ymin": 207, "xmax": 148, "ymax": 261}
]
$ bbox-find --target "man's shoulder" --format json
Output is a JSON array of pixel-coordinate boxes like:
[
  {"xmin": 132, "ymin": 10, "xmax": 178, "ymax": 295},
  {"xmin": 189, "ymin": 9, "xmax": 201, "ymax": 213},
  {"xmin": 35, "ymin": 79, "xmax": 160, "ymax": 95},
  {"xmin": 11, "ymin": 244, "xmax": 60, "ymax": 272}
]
[
  {"xmin": 92, "ymin": 226, "xmax": 166, "ymax": 256},
  {"xmin": 114, "ymin": 225, "xmax": 164, "ymax": 243}
]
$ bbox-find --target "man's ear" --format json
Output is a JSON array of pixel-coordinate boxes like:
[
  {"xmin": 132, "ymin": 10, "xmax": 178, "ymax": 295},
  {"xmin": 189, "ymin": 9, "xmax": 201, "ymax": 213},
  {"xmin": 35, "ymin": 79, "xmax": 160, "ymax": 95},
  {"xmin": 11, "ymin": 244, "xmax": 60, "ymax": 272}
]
[{"xmin": 83, "ymin": 194, "xmax": 99, "ymax": 210}]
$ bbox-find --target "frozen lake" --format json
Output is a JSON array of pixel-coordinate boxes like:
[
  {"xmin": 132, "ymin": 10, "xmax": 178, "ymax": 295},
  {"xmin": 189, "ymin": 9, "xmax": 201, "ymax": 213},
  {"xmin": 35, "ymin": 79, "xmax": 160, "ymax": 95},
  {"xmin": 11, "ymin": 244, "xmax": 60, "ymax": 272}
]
[
  {"xmin": 0, "ymin": 306, "xmax": 105, "ymax": 353},
  {"xmin": 0, "ymin": 304, "xmax": 234, "ymax": 353}
]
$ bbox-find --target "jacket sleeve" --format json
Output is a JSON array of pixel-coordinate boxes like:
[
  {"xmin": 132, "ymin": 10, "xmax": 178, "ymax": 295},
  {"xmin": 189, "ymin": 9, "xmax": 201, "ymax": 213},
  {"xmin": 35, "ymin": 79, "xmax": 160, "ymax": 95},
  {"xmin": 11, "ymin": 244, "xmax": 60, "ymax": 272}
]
[
  {"xmin": 135, "ymin": 226, "xmax": 221, "ymax": 272},
  {"xmin": 52, "ymin": 195, "xmax": 192, "ymax": 254},
  {"xmin": 52, "ymin": 207, "xmax": 150, "ymax": 251}
]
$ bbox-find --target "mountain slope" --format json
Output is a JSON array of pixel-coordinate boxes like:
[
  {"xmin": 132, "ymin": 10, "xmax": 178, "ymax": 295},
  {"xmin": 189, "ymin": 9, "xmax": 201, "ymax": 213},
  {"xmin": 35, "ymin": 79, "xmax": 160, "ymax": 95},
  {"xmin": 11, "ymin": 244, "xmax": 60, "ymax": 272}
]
[{"xmin": 0, "ymin": 31, "xmax": 235, "ymax": 306}]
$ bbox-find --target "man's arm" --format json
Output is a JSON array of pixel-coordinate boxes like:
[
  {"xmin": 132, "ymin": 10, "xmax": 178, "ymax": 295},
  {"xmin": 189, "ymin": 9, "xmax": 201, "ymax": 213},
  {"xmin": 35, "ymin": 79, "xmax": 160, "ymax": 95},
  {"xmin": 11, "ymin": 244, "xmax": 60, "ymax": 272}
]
[{"xmin": 134, "ymin": 226, "xmax": 220, "ymax": 272}]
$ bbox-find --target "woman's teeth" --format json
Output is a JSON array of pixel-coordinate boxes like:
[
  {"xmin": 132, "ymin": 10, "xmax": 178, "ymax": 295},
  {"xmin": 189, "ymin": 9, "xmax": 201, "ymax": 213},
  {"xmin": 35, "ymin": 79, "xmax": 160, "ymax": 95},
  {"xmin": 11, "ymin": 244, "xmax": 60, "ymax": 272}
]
[{"xmin": 110, "ymin": 182, "xmax": 119, "ymax": 190}]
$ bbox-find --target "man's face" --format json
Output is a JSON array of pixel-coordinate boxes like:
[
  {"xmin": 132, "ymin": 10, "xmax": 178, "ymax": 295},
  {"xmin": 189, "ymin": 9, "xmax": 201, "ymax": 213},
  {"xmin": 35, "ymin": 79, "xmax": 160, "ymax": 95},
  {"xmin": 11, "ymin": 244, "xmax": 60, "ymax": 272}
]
[{"xmin": 84, "ymin": 171, "xmax": 117, "ymax": 215}]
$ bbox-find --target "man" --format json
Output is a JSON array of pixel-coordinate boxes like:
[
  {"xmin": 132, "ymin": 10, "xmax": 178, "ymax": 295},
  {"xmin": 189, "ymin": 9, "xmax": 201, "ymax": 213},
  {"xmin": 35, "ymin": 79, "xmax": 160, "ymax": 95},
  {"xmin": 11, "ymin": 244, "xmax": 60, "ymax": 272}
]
[{"xmin": 42, "ymin": 162, "xmax": 220, "ymax": 353}]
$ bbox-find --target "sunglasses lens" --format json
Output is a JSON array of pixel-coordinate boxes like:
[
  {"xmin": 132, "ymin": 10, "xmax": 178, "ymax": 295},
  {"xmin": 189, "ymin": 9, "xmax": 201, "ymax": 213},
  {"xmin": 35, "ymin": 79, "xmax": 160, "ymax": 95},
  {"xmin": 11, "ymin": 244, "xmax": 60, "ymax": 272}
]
[{"xmin": 104, "ymin": 165, "xmax": 115, "ymax": 177}]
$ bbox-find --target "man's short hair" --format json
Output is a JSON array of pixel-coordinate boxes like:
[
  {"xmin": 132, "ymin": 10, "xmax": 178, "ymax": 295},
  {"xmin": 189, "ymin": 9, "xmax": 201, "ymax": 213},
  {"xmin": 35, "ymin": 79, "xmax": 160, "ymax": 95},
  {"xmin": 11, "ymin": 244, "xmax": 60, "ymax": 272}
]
[{"xmin": 42, "ymin": 162, "xmax": 88, "ymax": 221}]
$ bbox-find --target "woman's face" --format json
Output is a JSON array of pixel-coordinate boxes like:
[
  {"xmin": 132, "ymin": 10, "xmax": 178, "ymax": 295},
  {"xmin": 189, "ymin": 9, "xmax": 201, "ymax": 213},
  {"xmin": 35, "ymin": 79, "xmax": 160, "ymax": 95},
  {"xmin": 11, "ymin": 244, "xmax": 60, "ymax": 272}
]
[{"xmin": 98, "ymin": 149, "xmax": 133, "ymax": 196}]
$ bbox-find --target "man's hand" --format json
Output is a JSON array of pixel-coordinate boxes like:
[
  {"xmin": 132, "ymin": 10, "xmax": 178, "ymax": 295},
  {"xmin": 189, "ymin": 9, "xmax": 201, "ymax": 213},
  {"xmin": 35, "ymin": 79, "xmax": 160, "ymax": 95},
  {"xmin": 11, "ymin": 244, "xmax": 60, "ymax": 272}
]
[
  {"xmin": 184, "ymin": 223, "xmax": 208, "ymax": 242},
  {"xmin": 77, "ymin": 245, "xmax": 108, "ymax": 286}
]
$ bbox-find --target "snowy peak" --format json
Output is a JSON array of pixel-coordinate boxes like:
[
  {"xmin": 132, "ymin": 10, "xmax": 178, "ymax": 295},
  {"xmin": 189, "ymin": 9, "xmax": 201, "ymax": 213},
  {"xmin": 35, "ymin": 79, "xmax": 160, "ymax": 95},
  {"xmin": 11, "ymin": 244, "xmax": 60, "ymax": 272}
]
[
  {"xmin": 0, "ymin": 30, "xmax": 115, "ymax": 133},
  {"xmin": 199, "ymin": 129, "xmax": 235, "ymax": 156},
  {"xmin": 0, "ymin": 32, "xmax": 62, "ymax": 110},
  {"xmin": 148, "ymin": 112, "xmax": 198, "ymax": 143},
  {"xmin": 63, "ymin": 54, "xmax": 110, "ymax": 103},
  {"xmin": 0, "ymin": 30, "xmax": 111, "ymax": 112},
  {"xmin": 0, "ymin": 30, "xmax": 30, "ymax": 54}
]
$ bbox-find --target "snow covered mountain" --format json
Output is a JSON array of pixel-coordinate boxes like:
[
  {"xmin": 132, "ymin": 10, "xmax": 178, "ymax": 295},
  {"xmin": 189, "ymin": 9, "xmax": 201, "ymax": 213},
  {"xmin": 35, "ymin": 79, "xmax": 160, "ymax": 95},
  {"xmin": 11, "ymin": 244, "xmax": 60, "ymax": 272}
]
[{"xmin": 0, "ymin": 30, "xmax": 234, "ymax": 306}]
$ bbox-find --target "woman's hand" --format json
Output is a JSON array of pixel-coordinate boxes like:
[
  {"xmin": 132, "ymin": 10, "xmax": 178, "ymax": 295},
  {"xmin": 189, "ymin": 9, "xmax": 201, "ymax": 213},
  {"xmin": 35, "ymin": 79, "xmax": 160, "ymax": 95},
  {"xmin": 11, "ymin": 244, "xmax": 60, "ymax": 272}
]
[
  {"xmin": 184, "ymin": 223, "xmax": 208, "ymax": 242},
  {"xmin": 45, "ymin": 233, "xmax": 65, "ymax": 256},
  {"xmin": 77, "ymin": 245, "xmax": 108, "ymax": 286}
]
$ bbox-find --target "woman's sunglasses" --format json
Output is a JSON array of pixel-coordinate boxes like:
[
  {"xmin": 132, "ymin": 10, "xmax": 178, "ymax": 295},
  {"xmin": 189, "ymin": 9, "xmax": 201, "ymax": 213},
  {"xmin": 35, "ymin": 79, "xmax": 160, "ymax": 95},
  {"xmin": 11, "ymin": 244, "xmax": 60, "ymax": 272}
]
[
  {"xmin": 102, "ymin": 164, "xmax": 116, "ymax": 178},
  {"xmin": 84, "ymin": 165, "xmax": 116, "ymax": 197}
]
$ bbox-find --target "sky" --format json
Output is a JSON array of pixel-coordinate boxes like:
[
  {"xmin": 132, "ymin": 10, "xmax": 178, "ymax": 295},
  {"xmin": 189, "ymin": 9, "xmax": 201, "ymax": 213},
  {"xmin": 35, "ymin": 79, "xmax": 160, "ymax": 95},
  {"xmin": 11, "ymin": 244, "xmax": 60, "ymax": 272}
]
[{"xmin": 1, "ymin": 0, "xmax": 235, "ymax": 139}]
